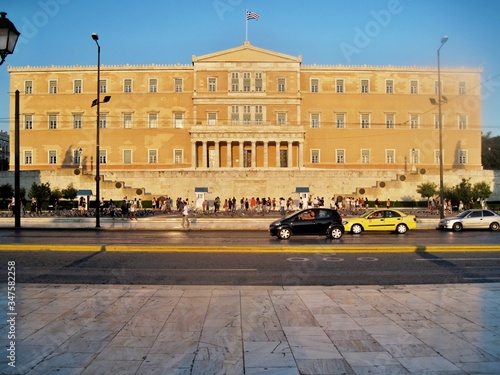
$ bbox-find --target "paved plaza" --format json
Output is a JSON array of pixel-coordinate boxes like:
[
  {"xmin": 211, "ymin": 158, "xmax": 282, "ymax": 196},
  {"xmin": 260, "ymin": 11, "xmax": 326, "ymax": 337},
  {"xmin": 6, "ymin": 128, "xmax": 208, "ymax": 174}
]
[{"xmin": 1, "ymin": 282, "xmax": 500, "ymax": 374}]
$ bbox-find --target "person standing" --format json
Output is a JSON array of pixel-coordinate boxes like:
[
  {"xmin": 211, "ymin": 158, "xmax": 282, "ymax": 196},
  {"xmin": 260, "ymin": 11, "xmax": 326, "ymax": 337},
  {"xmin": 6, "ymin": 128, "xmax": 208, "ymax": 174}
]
[
  {"xmin": 121, "ymin": 196, "xmax": 128, "ymax": 220},
  {"xmin": 386, "ymin": 198, "xmax": 391, "ymax": 209},
  {"xmin": 182, "ymin": 201, "xmax": 190, "ymax": 228}
]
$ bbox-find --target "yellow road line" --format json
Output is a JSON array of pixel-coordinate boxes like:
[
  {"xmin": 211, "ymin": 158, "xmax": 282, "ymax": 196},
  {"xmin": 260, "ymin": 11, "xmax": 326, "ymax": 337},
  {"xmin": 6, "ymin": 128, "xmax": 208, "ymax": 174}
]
[{"xmin": 0, "ymin": 244, "xmax": 498, "ymax": 252}]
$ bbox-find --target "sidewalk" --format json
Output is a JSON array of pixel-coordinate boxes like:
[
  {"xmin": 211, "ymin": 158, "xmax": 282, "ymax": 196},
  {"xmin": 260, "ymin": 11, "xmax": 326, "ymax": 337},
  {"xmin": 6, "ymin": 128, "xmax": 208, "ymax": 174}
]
[{"xmin": 2, "ymin": 283, "xmax": 499, "ymax": 374}]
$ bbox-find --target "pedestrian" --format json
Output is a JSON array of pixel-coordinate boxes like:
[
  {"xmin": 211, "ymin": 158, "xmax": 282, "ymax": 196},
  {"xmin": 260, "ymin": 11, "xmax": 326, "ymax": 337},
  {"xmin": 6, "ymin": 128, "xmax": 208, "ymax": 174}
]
[
  {"xmin": 280, "ymin": 197, "xmax": 286, "ymax": 216},
  {"xmin": 129, "ymin": 198, "xmax": 137, "ymax": 220},
  {"xmin": 109, "ymin": 199, "xmax": 116, "ymax": 220},
  {"xmin": 121, "ymin": 196, "xmax": 129, "ymax": 220},
  {"xmin": 182, "ymin": 200, "xmax": 190, "ymax": 228},
  {"xmin": 386, "ymin": 198, "xmax": 391, "ymax": 209}
]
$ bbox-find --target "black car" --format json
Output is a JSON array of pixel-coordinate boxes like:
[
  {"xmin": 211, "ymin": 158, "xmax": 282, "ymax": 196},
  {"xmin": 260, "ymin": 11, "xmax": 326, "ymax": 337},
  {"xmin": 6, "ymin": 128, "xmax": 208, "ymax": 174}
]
[{"xmin": 269, "ymin": 208, "xmax": 344, "ymax": 240}]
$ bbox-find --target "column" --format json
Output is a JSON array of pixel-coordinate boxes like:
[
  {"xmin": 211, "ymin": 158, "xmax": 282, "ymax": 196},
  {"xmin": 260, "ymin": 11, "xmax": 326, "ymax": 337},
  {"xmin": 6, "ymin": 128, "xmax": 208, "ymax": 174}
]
[
  {"xmin": 263, "ymin": 141, "xmax": 269, "ymax": 168},
  {"xmin": 214, "ymin": 141, "xmax": 220, "ymax": 168},
  {"xmin": 202, "ymin": 141, "xmax": 207, "ymax": 169},
  {"xmin": 239, "ymin": 141, "xmax": 244, "ymax": 168},
  {"xmin": 288, "ymin": 141, "xmax": 293, "ymax": 168},
  {"xmin": 251, "ymin": 141, "xmax": 256, "ymax": 168},
  {"xmin": 298, "ymin": 141, "xmax": 304, "ymax": 170},
  {"xmin": 191, "ymin": 141, "xmax": 197, "ymax": 169},
  {"xmin": 226, "ymin": 140, "xmax": 232, "ymax": 168},
  {"xmin": 276, "ymin": 141, "xmax": 281, "ymax": 168}
]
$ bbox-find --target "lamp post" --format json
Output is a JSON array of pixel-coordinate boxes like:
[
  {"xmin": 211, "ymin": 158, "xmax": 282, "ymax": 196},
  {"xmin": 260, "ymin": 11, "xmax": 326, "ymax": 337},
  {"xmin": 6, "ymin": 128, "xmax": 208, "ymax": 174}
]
[
  {"xmin": 0, "ymin": 12, "xmax": 20, "ymax": 227},
  {"xmin": 91, "ymin": 33, "xmax": 110, "ymax": 228},
  {"xmin": 437, "ymin": 35, "xmax": 448, "ymax": 220}
]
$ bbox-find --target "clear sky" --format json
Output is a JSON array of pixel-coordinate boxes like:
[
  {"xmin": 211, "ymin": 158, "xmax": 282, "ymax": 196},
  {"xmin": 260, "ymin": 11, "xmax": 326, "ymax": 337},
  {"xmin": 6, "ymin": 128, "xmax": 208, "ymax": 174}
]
[{"xmin": 1, "ymin": 0, "xmax": 499, "ymax": 135}]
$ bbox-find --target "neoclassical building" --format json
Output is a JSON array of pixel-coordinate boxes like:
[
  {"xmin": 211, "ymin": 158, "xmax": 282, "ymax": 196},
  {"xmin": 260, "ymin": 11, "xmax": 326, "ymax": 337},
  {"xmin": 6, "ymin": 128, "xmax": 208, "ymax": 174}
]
[{"xmin": 7, "ymin": 42, "xmax": 487, "ymax": 202}]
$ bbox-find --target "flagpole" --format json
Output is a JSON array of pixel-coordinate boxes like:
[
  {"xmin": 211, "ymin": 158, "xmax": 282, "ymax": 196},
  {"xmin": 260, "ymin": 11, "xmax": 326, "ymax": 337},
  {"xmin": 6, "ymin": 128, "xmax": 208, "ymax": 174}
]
[{"xmin": 245, "ymin": 9, "xmax": 248, "ymax": 41}]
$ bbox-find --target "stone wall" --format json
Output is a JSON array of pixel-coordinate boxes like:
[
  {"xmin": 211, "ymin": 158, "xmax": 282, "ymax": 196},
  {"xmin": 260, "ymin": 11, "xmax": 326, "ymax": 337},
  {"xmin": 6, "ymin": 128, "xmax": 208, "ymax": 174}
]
[{"xmin": 1, "ymin": 168, "xmax": 499, "ymax": 203}]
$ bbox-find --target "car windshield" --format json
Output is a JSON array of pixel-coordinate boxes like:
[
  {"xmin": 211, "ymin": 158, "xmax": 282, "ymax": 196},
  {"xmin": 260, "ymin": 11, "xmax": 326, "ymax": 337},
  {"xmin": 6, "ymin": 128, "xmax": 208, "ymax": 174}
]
[
  {"xmin": 360, "ymin": 210, "xmax": 376, "ymax": 218},
  {"xmin": 457, "ymin": 210, "xmax": 473, "ymax": 218}
]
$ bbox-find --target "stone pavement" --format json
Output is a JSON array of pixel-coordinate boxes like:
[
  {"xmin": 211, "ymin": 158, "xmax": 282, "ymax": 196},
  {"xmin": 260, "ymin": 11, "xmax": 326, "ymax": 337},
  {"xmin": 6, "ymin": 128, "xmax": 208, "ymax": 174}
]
[{"xmin": 1, "ymin": 283, "xmax": 500, "ymax": 374}]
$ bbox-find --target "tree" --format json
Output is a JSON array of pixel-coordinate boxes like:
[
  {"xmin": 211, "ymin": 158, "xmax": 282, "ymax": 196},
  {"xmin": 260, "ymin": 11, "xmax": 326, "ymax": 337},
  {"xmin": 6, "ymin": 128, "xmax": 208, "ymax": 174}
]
[
  {"xmin": 62, "ymin": 183, "xmax": 78, "ymax": 201},
  {"xmin": 482, "ymin": 132, "xmax": 500, "ymax": 170},
  {"xmin": 0, "ymin": 183, "xmax": 13, "ymax": 200},
  {"xmin": 472, "ymin": 181, "xmax": 492, "ymax": 201},
  {"xmin": 416, "ymin": 182, "xmax": 437, "ymax": 204},
  {"xmin": 28, "ymin": 182, "xmax": 52, "ymax": 210}
]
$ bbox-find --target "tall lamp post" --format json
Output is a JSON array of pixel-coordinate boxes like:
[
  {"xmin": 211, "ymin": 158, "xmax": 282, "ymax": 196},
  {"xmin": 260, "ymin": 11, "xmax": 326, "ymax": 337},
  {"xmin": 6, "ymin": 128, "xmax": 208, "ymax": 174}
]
[
  {"xmin": 91, "ymin": 33, "xmax": 110, "ymax": 228},
  {"xmin": 0, "ymin": 12, "xmax": 20, "ymax": 227},
  {"xmin": 437, "ymin": 35, "xmax": 448, "ymax": 220}
]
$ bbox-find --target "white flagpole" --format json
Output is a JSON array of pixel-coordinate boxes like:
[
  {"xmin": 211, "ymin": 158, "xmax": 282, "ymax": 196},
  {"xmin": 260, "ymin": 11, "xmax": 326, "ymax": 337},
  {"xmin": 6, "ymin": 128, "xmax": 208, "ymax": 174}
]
[{"xmin": 245, "ymin": 9, "xmax": 248, "ymax": 41}]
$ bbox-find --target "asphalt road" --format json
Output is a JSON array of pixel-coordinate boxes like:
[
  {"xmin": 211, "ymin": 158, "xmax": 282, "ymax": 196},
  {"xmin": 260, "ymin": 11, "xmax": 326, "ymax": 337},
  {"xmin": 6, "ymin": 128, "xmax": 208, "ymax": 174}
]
[
  {"xmin": 0, "ymin": 229, "xmax": 499, "ymax": 285},
  {"xmin": 1, "ymin": 250, "xmax": 500, "ymax": 286}
]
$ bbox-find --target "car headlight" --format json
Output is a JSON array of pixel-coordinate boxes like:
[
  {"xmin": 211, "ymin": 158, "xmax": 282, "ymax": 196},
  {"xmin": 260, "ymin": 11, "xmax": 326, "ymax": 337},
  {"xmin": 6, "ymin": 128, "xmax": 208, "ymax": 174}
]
[{"xmin": 342, "ymin": 220, "xmax": 348, "ymax": 225}]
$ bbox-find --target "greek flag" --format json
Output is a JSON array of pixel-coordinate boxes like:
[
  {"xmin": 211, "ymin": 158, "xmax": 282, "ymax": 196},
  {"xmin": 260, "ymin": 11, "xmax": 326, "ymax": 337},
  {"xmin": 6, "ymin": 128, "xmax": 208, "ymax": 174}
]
[{"xmin": 246, "ymin": 11, "xmax": 260, "ymax": 21}]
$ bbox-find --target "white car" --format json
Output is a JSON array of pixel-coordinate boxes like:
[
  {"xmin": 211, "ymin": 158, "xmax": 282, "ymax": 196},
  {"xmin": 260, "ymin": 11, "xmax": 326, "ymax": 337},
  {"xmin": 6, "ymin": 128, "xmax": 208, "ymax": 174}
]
[{"xmin": 438, "ymin": 209, "xmax": 500, "ymax": 232}]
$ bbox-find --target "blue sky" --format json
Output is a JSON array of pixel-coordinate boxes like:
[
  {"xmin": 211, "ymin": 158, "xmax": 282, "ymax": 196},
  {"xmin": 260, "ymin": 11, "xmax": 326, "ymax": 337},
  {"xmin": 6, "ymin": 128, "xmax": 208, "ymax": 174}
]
[{"xmin": 1, "ymin": 0, "xmax": 500, "ymax": 135}]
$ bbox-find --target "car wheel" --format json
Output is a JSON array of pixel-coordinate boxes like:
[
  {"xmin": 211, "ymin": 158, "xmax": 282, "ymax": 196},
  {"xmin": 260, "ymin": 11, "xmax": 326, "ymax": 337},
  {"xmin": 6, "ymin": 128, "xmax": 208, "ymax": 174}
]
[
  {"xmin": 395, "ymin": 224, "xmax": 408, "ymax": 234},
  {"xmin": 490, "ymin": 222, "xmax": 499, "ymax": 231},
  {"xmin": 351, "ymin": 224, "xmax": 363, "ymax": 234},
  {"xmin": 452, "ymin": 222, "xmax": 463, "ymax": 232},
  {"xmin": 329, "ymin": 227, "xmax": 343, "ymax": 239},
  {"xmin": 278, "ymin": 227, "xmax": 292, "ymax": 240}
]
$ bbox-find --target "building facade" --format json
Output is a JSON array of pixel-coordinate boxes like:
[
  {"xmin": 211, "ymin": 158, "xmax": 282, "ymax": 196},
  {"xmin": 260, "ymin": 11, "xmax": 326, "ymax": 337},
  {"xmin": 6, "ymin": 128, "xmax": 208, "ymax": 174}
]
[{"xmin": 7, "ymin": 42, "xmax": 485, "ymax": 201}]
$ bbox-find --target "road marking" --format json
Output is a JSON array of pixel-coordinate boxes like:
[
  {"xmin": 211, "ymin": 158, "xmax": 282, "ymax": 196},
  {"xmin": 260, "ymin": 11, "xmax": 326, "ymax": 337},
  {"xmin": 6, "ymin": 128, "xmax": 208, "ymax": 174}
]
[
  {"xmin": 416, "ymin": 258, "xmax": 500, "ymax": 261},
  {"xmin": 463, "ymin": 277, "xmax": 500, "ymax": 280}
]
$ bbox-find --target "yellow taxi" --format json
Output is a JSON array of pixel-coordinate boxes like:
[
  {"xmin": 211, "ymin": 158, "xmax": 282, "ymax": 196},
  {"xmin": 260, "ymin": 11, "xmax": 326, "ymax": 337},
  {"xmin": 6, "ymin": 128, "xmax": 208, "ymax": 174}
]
[{"xmin": 343, "ymin": 209, "xmax": 417, "ymax": 234}]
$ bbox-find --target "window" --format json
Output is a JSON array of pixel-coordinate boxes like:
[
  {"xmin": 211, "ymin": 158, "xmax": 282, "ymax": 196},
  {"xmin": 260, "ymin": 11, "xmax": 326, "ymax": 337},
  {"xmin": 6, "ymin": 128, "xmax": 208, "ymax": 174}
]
[
  {"xmin": 123, "ymin": 113, "xmax": 133, "ymax": 129},
  {"xmin": 73, "ymin": 114, "xmax": 82, "ymax": 129},
  {"xmin": 74, "ymin": 149, "xmax": 81, "ymax": 165},
  {"xmin": 174, "ymin": 113, "xmax": 183, "ymax": 128},
  {"xmin": 386, "ymin": 80, "xmax": 394, "ymax": 94},
  {"xmin": 410, "ymin": 80, "xmax": 418, "ymax": 94},
  {"xmin": 434, "ymin": 149, "xmax": 442, "ymax": 164},
  {"xmin": 231, "ymin": 72, "xmax": 239, "ymax": 91},
  {"xmin": 360, "ymin": 113, "xmax": 370, "ymax": 129},
  {"xmin": 410, "ymin": 149, "xmax": 419, "ymax": 164},
  {"xmin": 149, "ymin": 78, "xmax": 157, "ymax": 93},
  {"xmin": 410, "ymin": 114, "xmax": 419, "ymax": 129},
  {"xmin": 434, "ymin": 114, "xmax": 442, "ymax": 129},
  {"xmin": 277, "ymin": 113, "xmax": 286, "ymax": 125},
  {"xmin": 458, "ymin": 114, "xmax": 467, "ymax": 129},
  {"xmin": 386, "ymin": 113, "xmax": 395, "ymax": 129},
  {"xmin": 278, "ymin": 78, "xmax": 286, "ymax": 92},
  {"xmin": 243, "ymin": 73, "xmax": 251, "ymax": 92},
  {"xmin": 24, "ymin": 114, "xmax": 33, "ymax": 130},
  {"xmin": 49, "ymin": 80, "xmax": 57, "ymax": 94},
  {"xmin": 336, "ymin": 149, "xmax": 345, "ymax": 164},
  {"xmin": 311, "ymin": 149, "xmax": 320, "ymax": 164},
  {"xmin": 174, "ymin": 149, "xmax": 183, "ymax": 164},
  {"xmin": 231, "ymin": 106, "xmax": 239, "ymax": 124},
  {"xmin": 255, "ymin": 106, "xmax": 263, "ymax": 125},
  {"xmin": 458, "ymin": 150, "xmax": 467, "ymax": 164},
  {"xmin": 243, "ymin": 105, "xmax": 251, "ymax": 125},
  {"xmin": 99, "ymin": 79, "xmax": 107, "ymax": 93},
  {"xmin": 175, "ymin": 78, "xmax": 183, "ymax": 92},
  {"xmin": 49, "ymin": 150, "xmax": 57, "ymax": 164},
  {"xmin": 336, "ymin": 113, "xmax": 345, "ymax": 129},
  {"xmin": 208, "ymin": 78, "xmax": 216, "ymax": 92},
  {"xmin": 24, "ymin": 150, "xmax": 33, "ymax": 165},
  {"xmin": 459, "ymin": 81, "xmax": 466, "ymax": 95},
  {"xmin": 99, "ymin": 150, "xmax": 107, "ymax": 164},
  {"xmin": 255, "ymin": 72, "xmax": 263, "ymax": 92},
  {"xmin": 311, "ymin": 79, "xmax": 319, "ymax": 93},
  {"xmin": 74, "ymin": 79, "xmax": 82, "ymax": 94},
  {"xmin": 208, "ymin": 112, "xmax": 217, "ymax": 125},
  {"xmin": 123, "ymin": 149, "xmax": 132, "ymax": 164},
  {"xmin": 149, "ymin": 149, "xmax": 158, "ymax": 164},
  {"xmin": 49, "ymin": 114, "xmax": 58, "ymax": 129},
  {"xmin": 99, "ymin": 114, "xmax": 107, "ymax": 129},
  {"xmin": 361, "ymin": 79, "xmax": 369, "ymax": 93},
  {"xmin": 124, "ymin": 79, "xmax": 132, "ymax": 93},
  {"xmin": 148, "ymin": 113, "xmax": 158, "ymax": 128},
  {"xmin": 336, "ymin": 79, "xmax": 344, "ymax": 93},
  {"xmin": 310, "ymin": 113, "xmax": 320, "ymax": 128},
  {"xmin": 361, "ymin": 149, "xmax": 370, "ymax": 164},
  {"xmin": 25, "ymin": 80, "xmax": 33, "ymax": 94},
  {"xmin": 386, "ymin": 149, "xmax": 395, "ymax": 164}
]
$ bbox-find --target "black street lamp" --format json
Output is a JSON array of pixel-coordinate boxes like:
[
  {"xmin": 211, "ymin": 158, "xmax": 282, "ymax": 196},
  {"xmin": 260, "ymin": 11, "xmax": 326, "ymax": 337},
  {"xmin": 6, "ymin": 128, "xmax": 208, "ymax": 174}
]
[
  {"xmin": 91, "ymin": 33, "xmax": 111, "ymax": 228},
  {"xmin": 0, "ymin": 12, "xmax": 20, "ymax": 66},
  {"xmin": 437, "ymin": 35, "xmax": 448, "ymax": 220}
]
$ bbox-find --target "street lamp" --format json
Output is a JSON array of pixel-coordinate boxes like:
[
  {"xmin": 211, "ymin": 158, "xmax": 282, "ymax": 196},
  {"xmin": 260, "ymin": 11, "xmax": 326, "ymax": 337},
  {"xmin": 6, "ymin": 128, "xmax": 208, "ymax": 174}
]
[
  {"xmin": 91, "ymin": 33, "xmax": 111, "ymax": 227},
  {"xmin": 437, "ymin": 35, "xmax": 448, "ymax": 219},
  {"xmin": 0, "ymin": 12, "xmax": 20, "ymax": 66}
]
